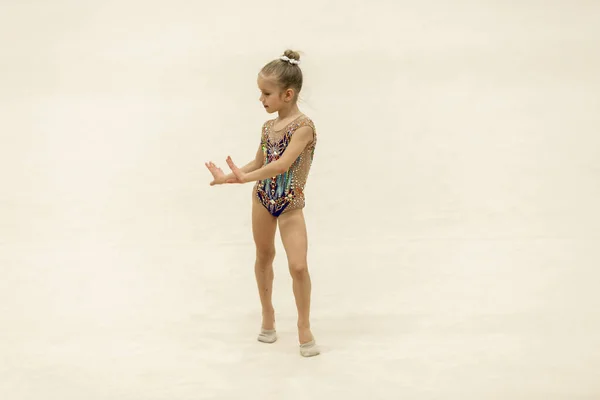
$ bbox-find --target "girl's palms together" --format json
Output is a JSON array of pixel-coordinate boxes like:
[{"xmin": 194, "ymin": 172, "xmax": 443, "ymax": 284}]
[{"xmin": 205, "ymin": 161, "xmax": 240, "ymax": 185}]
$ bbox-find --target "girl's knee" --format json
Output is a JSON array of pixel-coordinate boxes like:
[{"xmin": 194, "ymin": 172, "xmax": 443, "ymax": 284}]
[
  {"xmin": 256, "ymin": 247, "xmax": 276, "ymax": 264},
  {"xmin": 289, "ymin": 262, "xmax": 308, "ymax": 278}
]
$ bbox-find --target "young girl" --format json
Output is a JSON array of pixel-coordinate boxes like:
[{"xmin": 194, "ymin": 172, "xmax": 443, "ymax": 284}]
[{"xmin": 205, "ymin": 50, "xmax": 320, "ymax": 357}]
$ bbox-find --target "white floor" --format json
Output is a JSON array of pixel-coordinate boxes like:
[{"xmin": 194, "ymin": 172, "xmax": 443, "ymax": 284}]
[{"xmin": 1, "ymin": 1, "xmax": 600, "ymax": 399}]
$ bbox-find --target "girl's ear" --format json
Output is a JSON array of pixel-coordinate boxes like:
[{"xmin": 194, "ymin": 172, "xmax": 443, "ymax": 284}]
[{"xmin": 285, "ymin": 88, "xmax": 295, "ymax": 102}]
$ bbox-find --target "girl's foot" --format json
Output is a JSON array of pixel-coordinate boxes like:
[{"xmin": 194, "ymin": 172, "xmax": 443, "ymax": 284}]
[
  {"xmin": 299, "ymin": 339, "xmax": 320, "ymax": 357},
  {"xmin": 257, "ymin": 328, "xmax": 277, "ymax": 343},
  {"xmin": 298, "ymin": 327, "xmax": 320, "ymax": 357},
  {"xmin": 258, "ymin": 310, "xmax": 277, "ymax": 343}
]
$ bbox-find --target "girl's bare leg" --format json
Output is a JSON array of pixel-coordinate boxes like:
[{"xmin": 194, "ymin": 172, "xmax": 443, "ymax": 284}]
[
  {"xmin": 277, "ymin": 209, "xmax": 314, "ymax": 344},
  {"xmin": 252, "ymin": 196, "xmax": 278, "ymax": 331}
]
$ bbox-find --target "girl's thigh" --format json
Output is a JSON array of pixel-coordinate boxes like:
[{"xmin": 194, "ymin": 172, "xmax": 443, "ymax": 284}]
[
  {"xmin": 252, "ymin": 194, "xmax": 278, "ymax": 255},
  {"xmin": 277, "ymin": 209, "xmax": 308, "ymax": 267}
]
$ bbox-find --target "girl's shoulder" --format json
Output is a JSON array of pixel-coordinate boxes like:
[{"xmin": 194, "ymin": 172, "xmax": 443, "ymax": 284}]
[
  {"xmin": 287, "ymin": 115, "xmax": 317, "ymax": 147},
  {"xmin": 293, "ymin": 115, "xmax": 316, "ymax": 138},
  {"xmin": 296, "ymin": 114, "xmax": 315, "ymax": 129}
]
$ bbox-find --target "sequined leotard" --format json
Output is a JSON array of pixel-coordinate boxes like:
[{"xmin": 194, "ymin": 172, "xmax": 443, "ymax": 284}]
[{"xmin": 253, "ymin": 114, "xmax": 317, "ymax": 217}]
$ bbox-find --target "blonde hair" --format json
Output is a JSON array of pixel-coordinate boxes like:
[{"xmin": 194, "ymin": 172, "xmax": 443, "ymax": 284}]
[{"xmin": 260, "ymin": 50, "xmax": 303, "ymax": 100}]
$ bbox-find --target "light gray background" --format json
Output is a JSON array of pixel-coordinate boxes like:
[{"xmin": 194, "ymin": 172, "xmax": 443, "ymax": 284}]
[{"xmin": 1, "ymin": 0, "xmax": 599, "ymax": 399}]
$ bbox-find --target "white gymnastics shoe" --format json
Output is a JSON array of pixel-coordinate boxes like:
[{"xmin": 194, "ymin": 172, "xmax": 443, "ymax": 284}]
[
  {"xmin": 257, "ymin": 328, "xmax": 277, "ymax": 343},
  {"xmin": 299, "ymin": 339, "xmax": 320, "ymax": 357}
]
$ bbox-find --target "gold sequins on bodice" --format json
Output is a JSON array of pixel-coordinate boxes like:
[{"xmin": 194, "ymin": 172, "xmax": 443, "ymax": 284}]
[{"xmin": 253, "ymin": 115, "xmax": 317, "ymax": 216}]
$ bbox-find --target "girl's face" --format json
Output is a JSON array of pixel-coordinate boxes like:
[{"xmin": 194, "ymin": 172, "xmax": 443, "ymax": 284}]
[{"xmin": 257, "ymin": 74, "xmax": 293, "ymax": 113}]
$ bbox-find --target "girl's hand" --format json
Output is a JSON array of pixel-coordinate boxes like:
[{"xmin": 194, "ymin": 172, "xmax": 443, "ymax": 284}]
[
  {"xmin": 205, "ymin": 161, "xmax": 241, "ymax": 185},
  {"xmin": 205, "ymin": 161, "xmax": 225, "ymax": 185},
  {"xmin": 226, "ymin": 156, "xmax": 248, "ymax": 183}
]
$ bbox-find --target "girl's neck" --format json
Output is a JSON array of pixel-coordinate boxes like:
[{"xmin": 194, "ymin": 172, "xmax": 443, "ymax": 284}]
[{"xmin": 277, "ymin": 104, "xmax": 301, "ymax": 120}]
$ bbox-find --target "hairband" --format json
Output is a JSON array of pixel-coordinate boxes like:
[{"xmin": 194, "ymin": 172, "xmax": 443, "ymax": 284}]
[{"xmin": 280, "ymin": 55, "xmax": 300, "ymax": 65}]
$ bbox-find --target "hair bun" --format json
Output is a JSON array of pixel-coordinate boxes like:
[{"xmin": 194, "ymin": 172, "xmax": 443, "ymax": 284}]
[{"xmin": 283, "ymin": 50, "xmax": 300, "ymax": 61}]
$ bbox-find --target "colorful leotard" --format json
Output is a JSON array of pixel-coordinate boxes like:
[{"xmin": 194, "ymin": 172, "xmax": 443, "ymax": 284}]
[{"xmin": 253, "ymin": 114, "xmax": 317, "ymax": 217}]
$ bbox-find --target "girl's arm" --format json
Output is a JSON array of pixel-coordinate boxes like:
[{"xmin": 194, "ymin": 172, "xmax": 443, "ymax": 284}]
[
  {"xmin": 227, "ymin": 126, "xmax": 314, "ymax": 183},
  {"xmin": 221, "ymin": 144, "xmax": 263, "ymax": 181}
]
